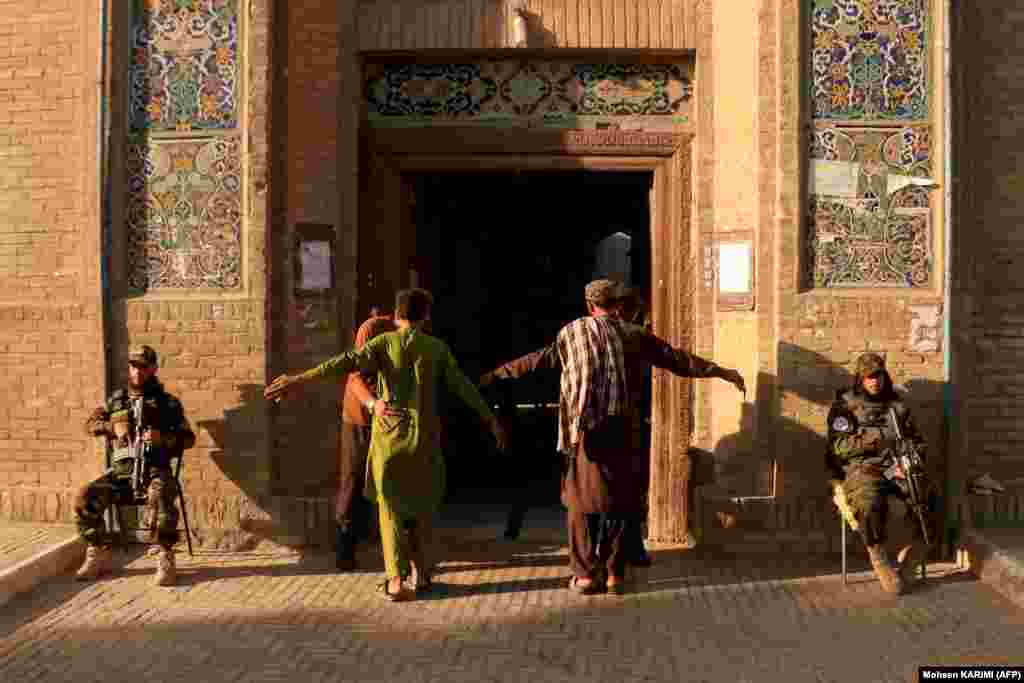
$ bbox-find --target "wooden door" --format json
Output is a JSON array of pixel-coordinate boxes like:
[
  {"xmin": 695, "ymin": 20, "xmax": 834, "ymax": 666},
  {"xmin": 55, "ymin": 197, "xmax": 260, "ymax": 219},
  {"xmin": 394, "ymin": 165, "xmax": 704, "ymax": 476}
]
[{"xmin": 357, "ymin": 147, "xmax": 417, "ymax": 321}]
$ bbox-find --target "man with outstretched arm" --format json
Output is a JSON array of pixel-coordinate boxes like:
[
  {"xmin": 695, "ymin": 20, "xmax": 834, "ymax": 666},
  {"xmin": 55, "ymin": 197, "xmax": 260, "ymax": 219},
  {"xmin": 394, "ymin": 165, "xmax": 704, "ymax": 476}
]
[{"xmin": 266, "ymin": 288, "xmax": 507, "ymax": 602}]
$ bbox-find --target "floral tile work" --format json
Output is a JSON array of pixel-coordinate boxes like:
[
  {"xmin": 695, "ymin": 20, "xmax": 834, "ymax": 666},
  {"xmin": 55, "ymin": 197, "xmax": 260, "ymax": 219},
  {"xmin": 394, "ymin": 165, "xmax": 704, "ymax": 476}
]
[
  {"xmin": 365, "ymin": 61, "xmax": 693, "ymax": 129},
  {"xmin": 807, "ymin": 125, "xmax": 933, "ymax": 288},
  {"xmin": 811, "ymin": 0, "xmax": 929, "ymax": 120},
  {"xmin": 126, "ymin": 136, "xmax": 243, "ymax": 290},
  {"xmin": 129, "ymin": 0, "xmax": 240, "ymax": 132},
  {"xmin": 807, "ymin": 197, "xmax": 931, "ymax": 287}
]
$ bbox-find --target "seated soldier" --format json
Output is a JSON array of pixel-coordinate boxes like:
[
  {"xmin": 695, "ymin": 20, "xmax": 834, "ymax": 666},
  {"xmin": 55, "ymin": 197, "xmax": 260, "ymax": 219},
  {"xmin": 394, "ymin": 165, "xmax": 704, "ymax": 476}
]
[
  {"xmin": 76, "ymin": 345, "xmax": 195, "ymax": 586},
  {"xmin": 826, "ymin": 353, "xmax": 936, "ymax": 595}
]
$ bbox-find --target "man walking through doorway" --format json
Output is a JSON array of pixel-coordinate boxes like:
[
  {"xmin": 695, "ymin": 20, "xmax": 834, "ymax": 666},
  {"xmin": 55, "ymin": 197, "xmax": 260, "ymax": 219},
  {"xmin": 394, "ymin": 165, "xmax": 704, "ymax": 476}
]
[{"xmin": 481, "ymin": 280, "xmax": 745, "ymax": 595}]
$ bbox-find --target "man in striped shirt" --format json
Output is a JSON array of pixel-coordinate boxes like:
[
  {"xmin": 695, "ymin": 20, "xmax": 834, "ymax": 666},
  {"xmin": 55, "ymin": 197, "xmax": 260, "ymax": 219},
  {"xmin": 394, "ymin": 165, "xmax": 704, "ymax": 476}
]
[{"xmin": 482, "ymin": 280, "xmax": 745, "ymax": 594}]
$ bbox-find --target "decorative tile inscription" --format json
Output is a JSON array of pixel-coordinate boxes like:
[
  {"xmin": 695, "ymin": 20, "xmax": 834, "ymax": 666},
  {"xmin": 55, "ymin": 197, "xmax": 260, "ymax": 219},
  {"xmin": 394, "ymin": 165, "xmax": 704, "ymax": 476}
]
[
  {"xmin": 365, "ymin": 61, "xmax": 693, "ymax": 129},
  {"xmin": 810, "ymin": 0, "xmax": 928, "ymax": 121},
  {"xmin": 126, "ymin": 136, "xmax": 243, "ymax": 290},
  {"xmin": 129, "ymin": 0, "xmax": 240, "ymax": 132}
]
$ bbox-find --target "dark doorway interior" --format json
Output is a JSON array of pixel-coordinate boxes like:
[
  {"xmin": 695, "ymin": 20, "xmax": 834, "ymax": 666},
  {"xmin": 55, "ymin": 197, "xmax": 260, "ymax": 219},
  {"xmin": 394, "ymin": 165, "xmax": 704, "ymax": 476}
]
[{"xmin": 412, "ymin": 171, "xmax": 653, "ymax": 510}]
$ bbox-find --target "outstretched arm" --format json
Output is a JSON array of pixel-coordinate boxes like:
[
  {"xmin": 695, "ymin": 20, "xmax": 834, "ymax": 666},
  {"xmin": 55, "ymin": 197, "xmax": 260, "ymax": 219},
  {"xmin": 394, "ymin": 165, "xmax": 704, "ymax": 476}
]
[
  {"xmin": 638, "ymin": 333, "xmax": 746, "ymax": 394},
  {"xmin": 480, "ymin": 342, "xmax": 560, "ymax": 387},
  {"xmin": 445, "ymin": 348, "xmax": 508, "ymax": 450},
  {"xmin": 265, "ymin": 342, "xmax": 380, "ymax": 403}
]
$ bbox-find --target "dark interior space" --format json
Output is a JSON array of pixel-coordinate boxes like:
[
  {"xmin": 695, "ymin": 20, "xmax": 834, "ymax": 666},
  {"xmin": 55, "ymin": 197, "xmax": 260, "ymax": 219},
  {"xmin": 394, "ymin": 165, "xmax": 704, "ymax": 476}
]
[{"xmin": 411, "ymin": 171, "xmax": 653, "ymax": 509}]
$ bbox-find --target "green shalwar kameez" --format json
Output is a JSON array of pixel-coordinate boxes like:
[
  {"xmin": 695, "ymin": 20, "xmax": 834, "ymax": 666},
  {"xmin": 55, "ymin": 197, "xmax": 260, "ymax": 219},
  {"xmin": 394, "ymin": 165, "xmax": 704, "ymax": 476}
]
[{"xmin": 302, "ymin": 328, "xmax": 495, "ymax": 579}]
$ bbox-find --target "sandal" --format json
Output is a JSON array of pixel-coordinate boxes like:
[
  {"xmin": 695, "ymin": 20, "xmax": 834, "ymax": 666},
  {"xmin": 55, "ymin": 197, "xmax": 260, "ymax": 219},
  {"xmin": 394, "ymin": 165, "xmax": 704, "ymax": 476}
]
[
  {"xmin": 568, "ymin": 575, "xmax": 604, "ymax": 595},
  {"xmin": 411, "ymin": 564, "xmax": 434, "ymax": 593},
  {"xmin": 377, "ymin": 579, "xmax": 414, "ymax": 602},
  {"xmin": 605, "ymin": 575, "xmax": 627, "ymax": 595}
]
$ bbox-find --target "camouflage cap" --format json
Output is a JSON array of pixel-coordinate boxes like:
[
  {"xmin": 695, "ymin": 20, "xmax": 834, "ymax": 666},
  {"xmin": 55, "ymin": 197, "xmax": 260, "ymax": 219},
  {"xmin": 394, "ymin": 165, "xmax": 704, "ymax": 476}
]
[
  {"xmin": 584, "ymin": 279, "xmax": 623, "ymax": 308},
  {"xmin": 855, "ymin": 352, "xmax": 886, "ymax": 377},
  {"xmin": 128, "ymin": 344, "xmax": 158, "ymax": 368}
]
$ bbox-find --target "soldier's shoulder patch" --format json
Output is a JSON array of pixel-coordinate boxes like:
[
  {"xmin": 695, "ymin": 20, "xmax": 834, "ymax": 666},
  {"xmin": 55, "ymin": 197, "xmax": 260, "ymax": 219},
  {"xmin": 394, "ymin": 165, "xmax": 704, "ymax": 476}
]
[{"xmin": 831, "ymin": 415, "xmax": 854, "ymax": 433}]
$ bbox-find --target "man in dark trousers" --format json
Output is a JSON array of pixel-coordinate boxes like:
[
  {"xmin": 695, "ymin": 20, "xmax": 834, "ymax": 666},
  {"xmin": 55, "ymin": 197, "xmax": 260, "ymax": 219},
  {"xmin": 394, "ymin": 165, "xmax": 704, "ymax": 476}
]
[
  {"xmin": 611, "ymin": 288, "xmax": 654, "ymax": 566},
  {"xmin": 482, "ymin": 280, "xmax": 745, "ymax": 595},
  {"xmin": 335, "ymin": 309, "xmax": 396, "ymax": 570}
]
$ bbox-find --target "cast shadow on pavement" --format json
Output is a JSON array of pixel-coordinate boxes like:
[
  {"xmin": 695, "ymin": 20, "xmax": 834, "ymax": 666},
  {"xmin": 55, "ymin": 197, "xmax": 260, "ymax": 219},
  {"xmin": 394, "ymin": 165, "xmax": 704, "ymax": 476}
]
[{"xmin": 0, "ymin": 546, "xmax": 151, "ymax": 639}]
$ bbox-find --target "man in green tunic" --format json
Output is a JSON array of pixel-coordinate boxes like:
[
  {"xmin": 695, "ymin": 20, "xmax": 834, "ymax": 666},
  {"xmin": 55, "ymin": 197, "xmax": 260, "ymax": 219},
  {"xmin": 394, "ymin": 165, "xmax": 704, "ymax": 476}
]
[{"xmin": 264, "ymin": 289, "xmax": 507, "ymax": 601}]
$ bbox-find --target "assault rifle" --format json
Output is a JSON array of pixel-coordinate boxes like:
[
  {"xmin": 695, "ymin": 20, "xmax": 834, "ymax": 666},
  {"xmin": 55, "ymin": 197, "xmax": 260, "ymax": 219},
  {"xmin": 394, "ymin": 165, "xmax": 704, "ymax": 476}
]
[
  {"xmin": 127, "ymin": 397, "xmax": 151, "ymax": 500},
  {"xmin": 887, "ymin": 406, "xmax": 931, "ymax": 546}
]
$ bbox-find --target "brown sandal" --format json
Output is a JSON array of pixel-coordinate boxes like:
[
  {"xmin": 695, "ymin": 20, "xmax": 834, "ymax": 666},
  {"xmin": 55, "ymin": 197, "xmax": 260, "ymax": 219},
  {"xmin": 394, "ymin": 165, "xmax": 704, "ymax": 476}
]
[
  {"xmin": 377, "ymin": 579, "xmax": 414, "ymax": 602},
  {"xmin": 569, "ymin": 576, "xmax": 604, "ymax": 595}
]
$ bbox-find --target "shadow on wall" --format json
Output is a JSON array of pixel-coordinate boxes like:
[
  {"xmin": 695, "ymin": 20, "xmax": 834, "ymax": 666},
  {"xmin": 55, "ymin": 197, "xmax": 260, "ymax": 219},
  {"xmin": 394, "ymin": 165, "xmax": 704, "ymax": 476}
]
[
  {"xmin": 198, "ymin": 384, "xmax": 267, "ymax": 494},
  {"xmin": 700, "ymin": 342, "xmax": 953, "ymax": 549},
  {"xmin": 196, "ymin": 383, "xmax": 318, "ymax": 549}
]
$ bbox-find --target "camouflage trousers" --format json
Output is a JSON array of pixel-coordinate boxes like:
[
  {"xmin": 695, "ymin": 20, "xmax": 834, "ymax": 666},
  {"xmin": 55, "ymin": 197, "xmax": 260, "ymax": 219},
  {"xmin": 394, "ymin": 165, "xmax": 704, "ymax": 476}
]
[
  {"xmin": 74, "ymin": 468, "xmax": 179, "ymax": 549},
  {"xmin": 842, "ymin": 463, "xmax": 937, "ymax": 547}
]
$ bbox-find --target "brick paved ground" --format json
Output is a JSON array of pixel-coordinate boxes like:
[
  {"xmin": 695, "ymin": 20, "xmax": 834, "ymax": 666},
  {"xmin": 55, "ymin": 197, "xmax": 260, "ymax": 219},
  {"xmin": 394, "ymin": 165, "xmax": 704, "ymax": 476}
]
[
  {"xmin": 0, "ymin": 523, "xmax": 76, "ymax": 573},
  {"xmin": 1, "ymin": 524, "xmax": 1022, "ymax": 683}
]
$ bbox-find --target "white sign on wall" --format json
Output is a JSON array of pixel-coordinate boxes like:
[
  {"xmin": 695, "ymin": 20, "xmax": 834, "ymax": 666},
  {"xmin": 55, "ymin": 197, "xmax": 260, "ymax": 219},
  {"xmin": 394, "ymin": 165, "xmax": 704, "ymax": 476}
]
[
  {"xmin": 300, "ymin": 240, "xmax": 333, "ymax": 291},
  {"xmin": 718, "ymin": 242, "xmax": 752, "ymax": 294}
]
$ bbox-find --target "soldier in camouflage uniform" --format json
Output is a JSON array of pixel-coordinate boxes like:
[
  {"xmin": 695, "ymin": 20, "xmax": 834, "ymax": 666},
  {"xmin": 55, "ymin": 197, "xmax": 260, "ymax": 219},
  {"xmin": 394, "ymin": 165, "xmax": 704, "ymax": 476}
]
[
  {"xmin": 826, "ymin": 352, "xmax": 936, "ymax": 594},
  {"xmin": 75, "ymin": 345, "xmax": 195, "ymax": 586}
]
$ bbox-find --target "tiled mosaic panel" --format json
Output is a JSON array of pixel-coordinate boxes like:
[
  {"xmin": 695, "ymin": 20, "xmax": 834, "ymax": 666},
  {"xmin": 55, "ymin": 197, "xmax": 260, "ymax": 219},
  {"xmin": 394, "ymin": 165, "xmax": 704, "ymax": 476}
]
[
  {"xmin": 808, "ymin": 124, "xmax": 933, "ymax": 287},
  {"xmin": 812, "ymin": 125, "xmax": 931, "ymax": 174},
  {"xmin": 807, "ymin": 197, "xmax": 930, "ymax": 287},
  {"xmin": 126, "ymin": 136, "xmax": 243, "ymax": 290},
  {"xmin": 365, "ymin": 61, "xmax": 693, "ymax": 128},
  {"xmin": 129, "ymin": 0, "xmax": 240, "ymax": 132},
  {"xmin": 810, "ymin": 0, "xmax": 928, "ymax": 120},
  {"xmin": 812, "ymin": 124, "xmax": 931, "ymax": 211}
]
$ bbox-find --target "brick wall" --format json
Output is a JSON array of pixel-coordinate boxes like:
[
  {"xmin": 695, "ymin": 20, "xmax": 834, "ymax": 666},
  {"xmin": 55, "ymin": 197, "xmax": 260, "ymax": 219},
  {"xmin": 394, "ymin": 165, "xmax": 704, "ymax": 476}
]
[
  {"xmin": 697, "ymin": 0, "xmax": 952, "ymax": 550},
  {"xmin": 769, "ymin": 0, "xmax": 948, "ymax": 504},
  {"xmin": 102, "ymin": 0, "xmax": 278, "ymax": 547},
  {"xmin": 0, "ymin": 0, "xmax": 284, "ymax": 546},
  {"xmin": 270, "ymin": 0, "xmax": 346, "ymax": 499},
  {"xmin": 0, "ymin": 2, "xmax": 106, "ymax": 522},
  {"xmin": 956, "ymin": 3, "xmax": 1024, "ymax": 497}
]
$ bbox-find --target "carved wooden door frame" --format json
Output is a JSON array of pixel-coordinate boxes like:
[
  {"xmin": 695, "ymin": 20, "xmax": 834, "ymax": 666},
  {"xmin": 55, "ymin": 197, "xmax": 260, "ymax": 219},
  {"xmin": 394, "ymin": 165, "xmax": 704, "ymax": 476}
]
[{"xmin": 359, "ymin": 127, "xmax": 696, "ymax": 542}]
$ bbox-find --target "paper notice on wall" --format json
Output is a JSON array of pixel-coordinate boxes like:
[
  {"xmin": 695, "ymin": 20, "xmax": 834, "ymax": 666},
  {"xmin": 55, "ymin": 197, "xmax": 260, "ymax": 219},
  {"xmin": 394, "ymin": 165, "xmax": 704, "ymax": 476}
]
[
  {"xmin": 887, "ymin": 174, "xmax": 938, "ymax": 196},
  {"xmin": 718, "ymin": 242, "xmax": 752, "ymax": 294},
  {"xmin": 810, "ymin": 160, "xmax": 860, "ymax": 198},
  {"xmin": 300, "ymin": 240, "xmax": 332, "ymax": 291}
]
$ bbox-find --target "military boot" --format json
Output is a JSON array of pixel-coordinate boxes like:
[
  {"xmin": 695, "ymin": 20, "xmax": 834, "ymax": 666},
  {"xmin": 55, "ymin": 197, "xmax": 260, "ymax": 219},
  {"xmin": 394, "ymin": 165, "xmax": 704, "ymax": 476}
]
[
  {"xmin": 75, "ymin": 545, "xmax": 112, "ymax": 581},
  {"xmin": 897, "ymin": 543, "xmax": 928, "ymax": 586},
  {"xmin": 867, "ymin": 544, "xmax": 904, "ymax": 594},
  {"xmin": 154, "ymin": 546, "xmax": 176, "ymax": 586}
]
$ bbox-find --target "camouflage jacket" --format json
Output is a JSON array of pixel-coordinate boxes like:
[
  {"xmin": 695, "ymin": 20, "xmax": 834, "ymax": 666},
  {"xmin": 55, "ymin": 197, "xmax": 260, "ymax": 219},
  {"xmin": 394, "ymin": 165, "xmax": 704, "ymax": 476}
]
[
  {"xmin": 85, "ymin": 380, "xmax": 195, "ymax": 475},
  {"xmin": 825, "ymin": 389, "xmax": 926, "ymax": 479}
]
